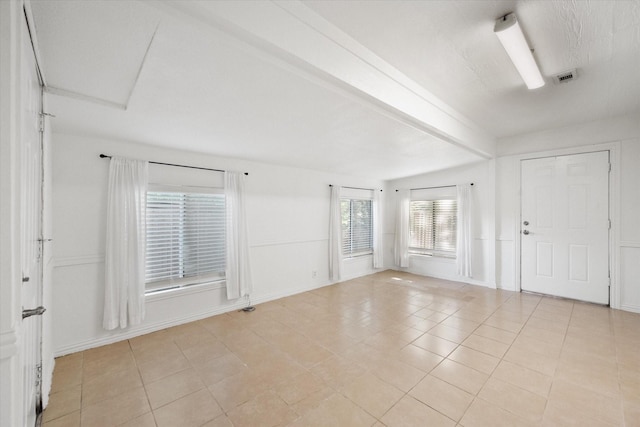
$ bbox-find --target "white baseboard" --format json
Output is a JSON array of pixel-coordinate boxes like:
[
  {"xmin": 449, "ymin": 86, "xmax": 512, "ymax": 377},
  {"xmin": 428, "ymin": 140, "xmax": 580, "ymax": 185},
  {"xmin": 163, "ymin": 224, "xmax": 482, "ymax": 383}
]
[
  {"xmin": 53, "ymin": 278, "xmax": 333, "ymax": 357},
  {"xmin": 338, "ymin": 268, "xmax": 381, "ymax": 282},
  {"xmin": 620, "ymin": 304, "xmax": 640, "ymax": 314},
  {"xmin": 401, "ymin": 268, "xmax": 495, "ymax": 289}
]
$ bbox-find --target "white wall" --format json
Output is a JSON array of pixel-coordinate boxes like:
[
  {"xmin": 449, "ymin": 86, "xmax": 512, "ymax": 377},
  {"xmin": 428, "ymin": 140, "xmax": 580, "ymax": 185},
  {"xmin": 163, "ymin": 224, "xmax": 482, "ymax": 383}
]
[
  {"xmin": 1, "ymin": 2, "xmax": 26, "ymax": 426},
  {"xmin": 619, "ymin": 138, "xmax": 640, "ymax": 312},
  {"xmin": 497, "ymin": 112, "xmax": 640, "ymax": 157},
  {"xmin": 496, "ymin": 113, "xmax": 640, "ymax": 312},
  {"xmin": 382, "ymin": 113, "xmax": 640, "ymax": 314},
  {"xmin": 52, "ymin": 133, "xmax": 384, "ymax": 355},
  {"xmin": 384, "ymin": 160, "xmax": 496, "ymax": 288}
]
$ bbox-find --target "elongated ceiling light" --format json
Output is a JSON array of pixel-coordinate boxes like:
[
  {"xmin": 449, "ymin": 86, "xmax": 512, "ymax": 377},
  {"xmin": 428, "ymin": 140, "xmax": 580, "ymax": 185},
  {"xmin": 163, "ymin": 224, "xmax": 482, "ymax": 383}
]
[{"xmin": 494, "ymin": 13, "xmax": 544, "ymax": 89}]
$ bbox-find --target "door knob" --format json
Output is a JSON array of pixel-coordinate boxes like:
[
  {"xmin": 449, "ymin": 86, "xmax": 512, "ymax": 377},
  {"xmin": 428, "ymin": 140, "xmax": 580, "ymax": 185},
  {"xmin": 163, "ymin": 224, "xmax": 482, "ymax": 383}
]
[
  {"xmin": 523, "ymin": 230, "xmax": 530, "ymax": 235},
  {"xmin": 523, "ymin": 221, "xmax": 529, "ymax": 226}
]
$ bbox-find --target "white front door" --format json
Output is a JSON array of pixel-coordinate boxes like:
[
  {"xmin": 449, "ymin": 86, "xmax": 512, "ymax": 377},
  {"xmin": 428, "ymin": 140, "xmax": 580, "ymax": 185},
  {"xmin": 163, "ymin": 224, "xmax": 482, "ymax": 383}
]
[
  {"xmin": 21, "ymin": 15, "xmax": 45, "ymax": 426},
  {"xmin": 521, "ymin": 151, "xmax": 610, "ymax": 304}
]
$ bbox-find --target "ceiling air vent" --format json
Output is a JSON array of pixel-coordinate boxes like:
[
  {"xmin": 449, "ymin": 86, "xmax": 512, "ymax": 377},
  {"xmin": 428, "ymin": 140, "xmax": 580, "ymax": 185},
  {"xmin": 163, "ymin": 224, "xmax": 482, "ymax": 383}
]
[{"xmin": 553, "ymin": 69, "xmax": 578, "ymax": 84}]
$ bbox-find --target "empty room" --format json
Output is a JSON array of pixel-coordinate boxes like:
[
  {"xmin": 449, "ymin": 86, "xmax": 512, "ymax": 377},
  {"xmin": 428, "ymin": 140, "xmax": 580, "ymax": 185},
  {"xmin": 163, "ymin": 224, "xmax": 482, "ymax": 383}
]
[{"xmin": 2, "ymin": 0, "xmax": 640, "ymax": 426}]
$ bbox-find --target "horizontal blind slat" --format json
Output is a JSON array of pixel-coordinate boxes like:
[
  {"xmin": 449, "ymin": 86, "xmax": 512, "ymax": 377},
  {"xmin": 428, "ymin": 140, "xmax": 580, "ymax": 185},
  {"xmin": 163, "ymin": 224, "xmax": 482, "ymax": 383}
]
[
  {"xmin": 341, "ymin": 198, "xmax": 373, "ymax": 257},
  {"xmin": 145, "ymin": 191, "xmax": 226, "ymax": 288},
  {"xmin": 409, "ymin": 199, "xmax": 457, "ymax": 254}
]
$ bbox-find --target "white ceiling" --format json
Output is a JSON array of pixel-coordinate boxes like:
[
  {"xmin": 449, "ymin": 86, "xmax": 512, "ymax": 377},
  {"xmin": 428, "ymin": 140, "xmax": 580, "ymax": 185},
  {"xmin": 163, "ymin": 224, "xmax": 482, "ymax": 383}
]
[
  {"xmin": 29, "ymin": 0, "xmax": 640, "ymax": 180},
  {"xmin": 305, "ymin": 0, "xmax": 640, "ymax": 138}
]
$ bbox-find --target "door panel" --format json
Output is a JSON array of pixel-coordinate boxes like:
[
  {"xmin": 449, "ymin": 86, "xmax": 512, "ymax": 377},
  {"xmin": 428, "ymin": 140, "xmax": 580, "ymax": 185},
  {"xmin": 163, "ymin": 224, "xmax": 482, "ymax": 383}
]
[
  {"xmin": 21, "ymin": 15, "xmax": 44, "ymax": 426},
  {"xmin": 536, "ymin": 242, "xmax": 553, "ymax": 277},
  {"xmin": 521, "ymin": 152, "xmax": 609, "ymax": 304}
]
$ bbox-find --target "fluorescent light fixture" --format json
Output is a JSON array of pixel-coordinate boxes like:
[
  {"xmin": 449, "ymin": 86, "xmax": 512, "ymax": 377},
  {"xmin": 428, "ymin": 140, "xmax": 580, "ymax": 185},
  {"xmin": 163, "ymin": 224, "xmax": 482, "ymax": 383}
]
[{"xmin": 494, "ymin": 13, "xmax": 545, "ymax": 89}]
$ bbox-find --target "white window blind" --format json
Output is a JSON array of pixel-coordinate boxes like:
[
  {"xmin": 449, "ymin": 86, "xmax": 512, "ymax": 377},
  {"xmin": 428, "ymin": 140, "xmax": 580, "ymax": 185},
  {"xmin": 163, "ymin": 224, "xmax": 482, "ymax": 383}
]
[
  {"xmin": 146, "ymin": 189, "xmax": 225, "ymax": 293},
  {"xmin": 341, "ymin": 198, "xmax": 373, "ymax": 257},
  {"xmin": 410, "ymin": 199, "xmax": 457, "ymax": 256}
]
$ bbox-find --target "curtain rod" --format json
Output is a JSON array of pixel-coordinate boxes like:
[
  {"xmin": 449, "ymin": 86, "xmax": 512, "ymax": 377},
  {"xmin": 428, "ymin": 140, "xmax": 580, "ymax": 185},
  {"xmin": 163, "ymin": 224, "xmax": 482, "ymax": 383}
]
[
  {"xmin": 99, "ymin": 154, "xmax": 248, "ymax": 176},
  {"xmin": 329, "ymin": 184, "xmax": 382, "ymax": 192},
  {"xmin": 395, "ymin": 183, "xmax": 473, "ymax": 192}
]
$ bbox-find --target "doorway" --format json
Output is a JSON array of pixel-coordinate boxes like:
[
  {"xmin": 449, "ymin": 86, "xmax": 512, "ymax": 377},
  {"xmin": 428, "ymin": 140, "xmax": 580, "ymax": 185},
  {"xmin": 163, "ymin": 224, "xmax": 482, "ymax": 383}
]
[{"xmin": 520, "ymin": 151, "xmax": 610, "ymax": 304}]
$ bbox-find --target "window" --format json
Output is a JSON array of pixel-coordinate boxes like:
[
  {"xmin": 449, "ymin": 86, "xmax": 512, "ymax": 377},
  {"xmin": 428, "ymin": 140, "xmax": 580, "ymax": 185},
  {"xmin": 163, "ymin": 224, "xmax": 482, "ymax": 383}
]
[
  {"xmin": 341, "ymin": 198, "xmax": 373, "ymax": 257},
  {"xmin": 145, "ymin": 188, "xmax": 225, "ymax": 293},
  {"xmin": 409, "ymin": 199, "xmax": 457, "ymax": 257}
]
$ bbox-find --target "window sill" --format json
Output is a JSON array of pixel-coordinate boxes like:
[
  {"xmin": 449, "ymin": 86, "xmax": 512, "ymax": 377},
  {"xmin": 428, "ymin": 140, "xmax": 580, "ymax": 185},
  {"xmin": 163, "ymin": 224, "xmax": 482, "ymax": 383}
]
[
  {"xmin": 145, "ymin": 280, "xmax": 226, "ymax": 302},
  {"xmin": 343, "ymin": 252, "xmax": 373, "ymax": 261},
  {"xmin": 409, "ymin": 253, "xmax": 456, "ymax": 263}
]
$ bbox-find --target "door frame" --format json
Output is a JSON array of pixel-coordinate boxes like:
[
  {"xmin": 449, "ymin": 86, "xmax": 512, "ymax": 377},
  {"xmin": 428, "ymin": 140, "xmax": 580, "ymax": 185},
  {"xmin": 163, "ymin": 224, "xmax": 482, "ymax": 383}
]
[
  {"xmin": 513, "ymin": 142, "xmax": 621, "ymax": 309},
  {"xmin": 20, "ymin": 8, "xmax": 46, "ymax": 426},
  {"xmin": 0, "ymin": 1, "xmax": 48, "ymax": 426}
]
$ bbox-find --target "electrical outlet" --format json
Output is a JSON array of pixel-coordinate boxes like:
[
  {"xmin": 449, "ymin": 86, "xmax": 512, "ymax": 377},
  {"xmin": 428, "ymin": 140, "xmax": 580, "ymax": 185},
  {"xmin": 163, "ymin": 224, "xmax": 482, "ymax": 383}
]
[{"xmin": 311, "ymin": 270, "xmax": 317, "ymax": 278}]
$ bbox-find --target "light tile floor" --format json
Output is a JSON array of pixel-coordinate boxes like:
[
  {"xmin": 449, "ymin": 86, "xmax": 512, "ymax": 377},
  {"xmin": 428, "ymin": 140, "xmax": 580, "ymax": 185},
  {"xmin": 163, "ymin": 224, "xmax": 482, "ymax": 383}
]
[{"xmin": 43, "ymin": 271, "xmax": 640, "ymax": 426}]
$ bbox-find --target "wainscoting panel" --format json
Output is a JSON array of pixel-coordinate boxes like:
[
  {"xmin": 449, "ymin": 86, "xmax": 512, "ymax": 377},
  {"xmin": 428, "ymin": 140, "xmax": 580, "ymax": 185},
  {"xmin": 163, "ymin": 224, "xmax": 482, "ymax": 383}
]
[{"xmin": 620, "ymin": 244, "xmax": 640, "ymax": 313}]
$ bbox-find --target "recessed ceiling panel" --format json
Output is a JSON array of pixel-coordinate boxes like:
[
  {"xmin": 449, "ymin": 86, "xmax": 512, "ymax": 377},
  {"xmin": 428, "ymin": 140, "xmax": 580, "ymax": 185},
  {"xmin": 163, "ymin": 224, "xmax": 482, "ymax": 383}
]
[{"xmin": 31, "ymin": 0, "xmax": 161, "ymax": 105}]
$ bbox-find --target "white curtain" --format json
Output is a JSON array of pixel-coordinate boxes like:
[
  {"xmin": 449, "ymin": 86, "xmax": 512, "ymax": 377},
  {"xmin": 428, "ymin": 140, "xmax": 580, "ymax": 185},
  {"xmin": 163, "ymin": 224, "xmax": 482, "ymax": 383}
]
[
  {"xmin": 456, "ymin": 184, "xmax": 473, "ymax": 278},
  {"xmin": 394, "ymin": 189, "xmax": 410, "ymax": 268},
  {"xmin": 329, "ymin": 185, "xmax": 342, "ymax": 281},
  {"xmin": 103, "ymin": 157, "xmax": 148, "ymax": 330},
  {"xmin": 225, "ymin": 171, "xmax": 253, "ymax": 300},
  {"xmin": 372, "ymin": 190, "xmax": 383, "ymax": 269}
]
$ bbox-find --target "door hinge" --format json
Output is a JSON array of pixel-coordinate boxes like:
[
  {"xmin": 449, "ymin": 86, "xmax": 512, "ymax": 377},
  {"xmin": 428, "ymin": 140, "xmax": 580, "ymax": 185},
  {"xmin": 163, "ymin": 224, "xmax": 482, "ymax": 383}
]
[
  {"xmin": 608, "ymin": 163, "xmax": 612, "ymax": 172},
  {"xmin": 608, "ymin": 219, "xmax": 612, "ymax": 229},
  {"xmin": 38, "ymin": 112, "xmax": 55, "ymax": 132},
  {"xmin": 35, "ymin": 363, "xmax": 42, "ymax": 388}
]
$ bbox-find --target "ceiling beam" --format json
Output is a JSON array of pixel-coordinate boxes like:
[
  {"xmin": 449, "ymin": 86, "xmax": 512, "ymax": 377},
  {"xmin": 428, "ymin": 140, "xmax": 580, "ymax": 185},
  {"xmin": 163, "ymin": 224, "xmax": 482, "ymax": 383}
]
[{"xmin": 160, "ymin": 0, "xmax": 496, "ymax": 159}]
